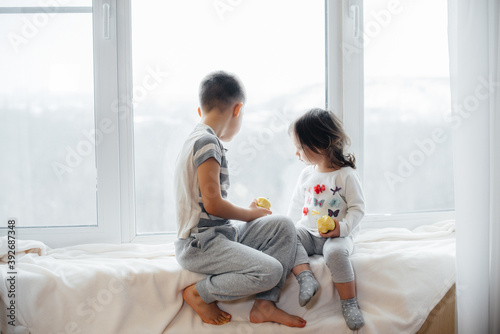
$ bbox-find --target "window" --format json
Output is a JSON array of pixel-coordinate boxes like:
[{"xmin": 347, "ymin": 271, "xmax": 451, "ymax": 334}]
[
  {"xmin": 131, "ymin": 0, "xmax": 325, "ymax": 234},
  {"xmin": 362, "ymin": 0, "xmax": 454, "ymax": 215},
  {"xmin": 2, "ymin": 0, "xmax": 454, "ymax": 247},
  {"xmin": 1, "ymin": 1, "xmax": 121, "ymax": 246},
  {"xmin": 1, "ymin": 4, "xmax": 96, "ymax": 228}
]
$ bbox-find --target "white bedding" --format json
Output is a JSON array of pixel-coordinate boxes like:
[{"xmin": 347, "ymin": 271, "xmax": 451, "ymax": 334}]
[{"xmin": 0, "ymin": 220, "xmax": 456, "ymax": 334}]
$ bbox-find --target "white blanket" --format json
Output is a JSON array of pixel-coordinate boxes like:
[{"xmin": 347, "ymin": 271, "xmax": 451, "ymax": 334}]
[{"xmin": 0, "ymin": 220, "xmax": 455, "ymax": 334}]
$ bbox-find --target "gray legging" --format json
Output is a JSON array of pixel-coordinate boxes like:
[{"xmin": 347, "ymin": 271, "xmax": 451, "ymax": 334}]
[
  {"xmin": 175, "ymin": 215, "xmax": 297, "ymax": 303},
  {"xmin": 294, "ymin": 226, "xmax": 355, "ymax": 283}
]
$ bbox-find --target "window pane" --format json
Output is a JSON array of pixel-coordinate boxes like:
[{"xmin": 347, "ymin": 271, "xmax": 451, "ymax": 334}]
[
  {"xmin": 132, "ymin": 1, "xmax": 325, "ymax": 234},
  {"xmin": 0, "ymin": 12, "xmax": 97, "ymax": 227},
  {"xmin": 363, "ymin": 0, "xmax": 454, "ymax": 214}
]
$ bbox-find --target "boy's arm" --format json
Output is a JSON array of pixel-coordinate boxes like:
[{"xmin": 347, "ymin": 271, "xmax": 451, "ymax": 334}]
[{"xmin": 197, "ymin": 158, "xmax": 271, "ymax": 222}]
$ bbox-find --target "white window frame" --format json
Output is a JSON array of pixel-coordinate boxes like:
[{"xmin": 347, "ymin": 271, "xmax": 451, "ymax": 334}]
[
  {"xmin": 4, "ymin": 0, "xmax": 454, "ymax": 248},
  {"xmin": 114, "ymin": 0, "xmax": 174, "ymax": 244},
  {"xmin": 328, "ymin": 0, "xmax": 454, "ymax": 229},
  {"xmin": 326, "ymin": 0, "xmax": 364, "ymax": 177},
  {"xmin": 115, "ymin": 0, "xmax": 135, "ymax": 243},
  {"xmin": 6, "ymin": 0, "xmax": 122, "ymax": 247}
]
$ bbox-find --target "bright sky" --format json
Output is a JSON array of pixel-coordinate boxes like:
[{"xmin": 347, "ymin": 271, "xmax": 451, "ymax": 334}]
[
  {"xmin": 0, "ymin": 0, "xmax": 449, "ymax": 99},
  {"xmin": 364, "ymin": 0, "xmax": 450, "ymax": 78},
  {"xmin": 131, "ymin": 0, "xmax": 325, "ymax": 106},
  {"xmin": 0, "ymin": 12, "xmax": 94, "ymax": 96}
]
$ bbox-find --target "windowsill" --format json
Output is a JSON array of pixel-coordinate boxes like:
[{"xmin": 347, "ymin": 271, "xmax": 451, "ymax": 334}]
[{"xmin": 362, "ymin": 211, "xmax": 455, "ymax": 230}]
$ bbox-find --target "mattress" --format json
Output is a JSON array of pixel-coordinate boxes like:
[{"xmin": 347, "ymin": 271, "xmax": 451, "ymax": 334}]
[{"xmin": 0, "ymin": 220, "xmax": 456, "ymax": 334}]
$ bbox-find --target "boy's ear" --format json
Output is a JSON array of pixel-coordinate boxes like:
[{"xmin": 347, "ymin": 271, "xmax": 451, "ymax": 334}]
[
  {"xmin": 198, "ymin": 107, "xmax": 202, "ymax": 117},
  {"xmin": 233, "ymin": 102, "xmax": 243, "ymax": 117}
]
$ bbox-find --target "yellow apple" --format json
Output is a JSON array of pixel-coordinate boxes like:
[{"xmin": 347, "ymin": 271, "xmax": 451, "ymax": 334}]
[
  {"xmin": 256, "ymin": 197, "xmax": 271, "ymax": 209},
  {"xmin": 317, "ymin": 215, "xmax": 336, "ymax": 233}
]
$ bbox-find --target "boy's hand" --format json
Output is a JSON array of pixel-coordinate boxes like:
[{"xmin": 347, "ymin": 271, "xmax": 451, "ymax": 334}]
[
  {"xmin": 247, "ymin": 199, "xmax": 272, "ymax": 221},
  {"xmin": 197, "ymin": 158, "xmax": 273, "ymax": 222},
  {"xmin": 319, "ymin": 219, "xmax": 340, "ymax": 238}
]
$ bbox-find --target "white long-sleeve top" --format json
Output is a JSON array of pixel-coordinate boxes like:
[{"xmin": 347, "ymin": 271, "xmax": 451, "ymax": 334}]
[{"xmin": 287, "ymin": 166, "xmax": 365, "ymax": 238}]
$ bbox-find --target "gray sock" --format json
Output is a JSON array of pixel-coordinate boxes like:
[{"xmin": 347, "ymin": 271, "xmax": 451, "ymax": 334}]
[
  {"xmin": 296, "ymin": 270, "xmax": 319, "ymax": 307},
  {"xmin": 341, "ymin": 297, "xmax": 365, "ymax": 330}
]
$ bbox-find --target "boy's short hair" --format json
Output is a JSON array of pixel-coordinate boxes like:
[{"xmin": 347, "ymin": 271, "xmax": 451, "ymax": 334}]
[{"xmin": 199, "ymin": 71, "xmax": 246, "ymax": 111}]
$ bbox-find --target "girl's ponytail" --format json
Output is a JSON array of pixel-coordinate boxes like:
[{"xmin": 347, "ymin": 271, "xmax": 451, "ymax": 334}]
[{"xmin": 292, "ymin": 108, "xmax": 356, "ymax": 169}]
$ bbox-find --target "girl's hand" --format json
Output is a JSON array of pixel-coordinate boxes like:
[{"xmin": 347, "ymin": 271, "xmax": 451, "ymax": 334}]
[
  {"xmin": 247, "ymin": 199, "xmax": 272, "ymax": 221},
  {"xmin": 319, "ymin": 219, "xmax": 340, "ymax": 238}
]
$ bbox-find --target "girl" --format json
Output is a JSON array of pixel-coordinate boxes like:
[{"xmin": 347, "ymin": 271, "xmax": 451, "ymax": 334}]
[{"xmin": 289, "ymin": 108, "xmax": 365, "ymax": 330}]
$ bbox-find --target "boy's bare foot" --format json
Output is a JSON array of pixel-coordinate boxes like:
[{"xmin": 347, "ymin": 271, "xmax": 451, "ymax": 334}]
[
  {"xmin": 182, "ymin": 283, "xmax": 232, "ymax": 325},
  {"xmin": 249, "ymin": 299, "xmax": 306, "ymax": 328}
]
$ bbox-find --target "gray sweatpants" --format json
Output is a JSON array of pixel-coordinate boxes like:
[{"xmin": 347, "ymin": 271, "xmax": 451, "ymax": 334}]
[
  {"xmin": 294, "ymin": 226, "xmax": 355, "ymax": 283},
  {"xmin": 174, "ymin": 215, "xmax": 297, "ymax": 303}
]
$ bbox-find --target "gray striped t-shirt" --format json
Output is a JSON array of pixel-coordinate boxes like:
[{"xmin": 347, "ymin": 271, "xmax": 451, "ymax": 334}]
[
  {"xmin": 193, "ymin": 127, "xmax": 230, "ymax": 228},
  {"xmin": 174, "ymin": 123, "xmax": 231, "ymax": 238}
]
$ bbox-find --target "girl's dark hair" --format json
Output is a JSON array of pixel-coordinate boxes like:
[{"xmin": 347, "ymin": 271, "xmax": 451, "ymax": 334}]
[{"xmin": 291, "ymin": 108, "xmax": 356, "ymax": 169}]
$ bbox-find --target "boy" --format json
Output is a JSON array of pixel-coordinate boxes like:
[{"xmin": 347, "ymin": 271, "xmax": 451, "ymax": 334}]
[{"xmin": 174, "ymin": 71, "xmax": 306, "ymax": 327}]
